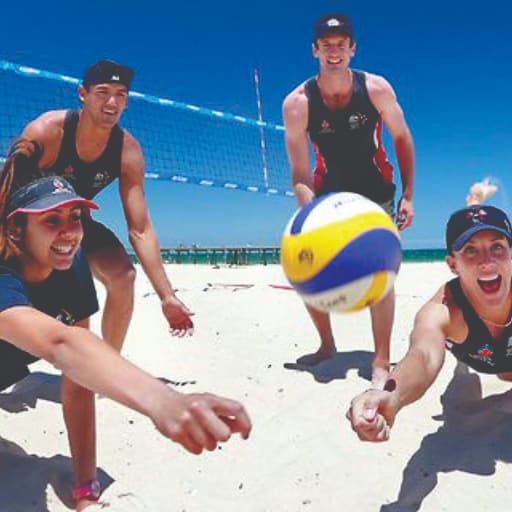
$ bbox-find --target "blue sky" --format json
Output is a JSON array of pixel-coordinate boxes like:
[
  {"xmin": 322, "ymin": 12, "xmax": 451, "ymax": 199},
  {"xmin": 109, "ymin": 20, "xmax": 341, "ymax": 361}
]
[{"xmin": 0, "ymin": 1, "xmax": 511, "ymax": 249}]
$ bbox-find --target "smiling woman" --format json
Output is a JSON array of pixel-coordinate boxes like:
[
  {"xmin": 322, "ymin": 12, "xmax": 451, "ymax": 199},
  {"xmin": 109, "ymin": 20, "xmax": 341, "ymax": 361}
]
[{"xmin": 0, "ymin": 145, "xmax": 251, "ymax": 511}]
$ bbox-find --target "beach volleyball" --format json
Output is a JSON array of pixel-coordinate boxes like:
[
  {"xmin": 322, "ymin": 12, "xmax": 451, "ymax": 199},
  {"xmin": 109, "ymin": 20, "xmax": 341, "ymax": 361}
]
[{"xmin": 281, "ymin": 192, "xmax": 402, "ymax": 313}]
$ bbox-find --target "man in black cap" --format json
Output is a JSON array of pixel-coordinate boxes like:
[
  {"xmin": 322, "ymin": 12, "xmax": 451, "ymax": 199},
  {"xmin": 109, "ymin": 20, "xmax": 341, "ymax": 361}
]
[
  {"xmin": 282, "ymin": 14, "xmax": 415, "ymax": 386},
  {"xmin": 348, "ymin": 203, "xmax": 512, "ymax": 442},
  {"xmin": 16, "ymin": 59, "xmax": 194, "ymax": 354}
]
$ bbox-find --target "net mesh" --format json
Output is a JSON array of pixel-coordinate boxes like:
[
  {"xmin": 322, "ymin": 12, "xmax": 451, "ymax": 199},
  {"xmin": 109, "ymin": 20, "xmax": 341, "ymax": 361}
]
[{"xmin": 0, "ymin": 60, "xmax": 293, "ymax": 196}]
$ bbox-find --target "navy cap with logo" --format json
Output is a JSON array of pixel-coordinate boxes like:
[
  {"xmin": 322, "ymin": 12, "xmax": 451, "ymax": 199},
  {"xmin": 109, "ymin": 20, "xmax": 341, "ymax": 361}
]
[
  {"xmin": 82, "ymin": 60, "xmax": 134, "ymax": 89},
  {"xmin": 445, "ymin": 205, "xmax": 512, "ymax": 253},
  {"xmin": 313, "ymin": 13, "xmax": 354, "ymax": 43},
  {"xmin": 5, "ymin": 176, "xmax": 99, "ymax": 220}
]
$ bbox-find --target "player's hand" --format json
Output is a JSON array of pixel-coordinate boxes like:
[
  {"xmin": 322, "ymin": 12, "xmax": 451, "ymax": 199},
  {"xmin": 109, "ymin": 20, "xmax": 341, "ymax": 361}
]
[
  {"xmin": 151, "ymin": 391, "xmax": 252, "ymax": 454},
  {"xmin": 162, "ymin": 295, "xmax": 194, "ymax": 337},
  {"xmin": 396, "ymin": 196, "xmax": 414, "ymax": 231},
  {"xmin": 294, "ymin": 183, "xmax": 315, "ymax": 206},
  {"xmin": 346, "ymin": 389, "xmax": 397, "ymax": 442}
]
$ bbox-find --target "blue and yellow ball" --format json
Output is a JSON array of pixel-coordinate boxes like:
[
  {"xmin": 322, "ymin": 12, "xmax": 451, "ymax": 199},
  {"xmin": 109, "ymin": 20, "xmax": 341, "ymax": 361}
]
[{"xmin": 281, "ymin": 192, "xmax": 402, "ymax": 313}]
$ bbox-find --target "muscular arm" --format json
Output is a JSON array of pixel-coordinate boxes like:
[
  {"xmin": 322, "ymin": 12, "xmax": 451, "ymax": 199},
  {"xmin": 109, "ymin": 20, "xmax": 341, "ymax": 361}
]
[
  {"xmin": 367, "ymin": 75, "xmax": 415, "ymax": 229},
  {"xmin": 348, "ymin": 286, "xmax": 450, "ymax": 441},
  {"xmin": 385, "ymin": 297, "xmax": 448, "ymax": 411},
  {"xmin": 119, "ymin": 133, "xmax": 193, "ymax": 332},
  {"xmin": 119, "ymin": 135, "xmax": 171, "ymax": 298},
  {"xmin": 283, "ymin": 87, "xmax": 314, "ymax": 206}
]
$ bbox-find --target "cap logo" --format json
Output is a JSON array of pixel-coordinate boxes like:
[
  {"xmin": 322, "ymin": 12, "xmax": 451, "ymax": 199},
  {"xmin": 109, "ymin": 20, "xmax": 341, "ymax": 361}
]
[
  {"xmin": 52, "ymin": 178, "xmax": 67, "ymax": 194},
  {"xmin": 466, "ymin": 208, "xmax": 487, "ymax": 223},
  {"xmin": 327, "ymin": 19, "xmax": 341, "ymax": 27},
  {"xmin": 111, "ymin": 75, "xmax": 120, "ymax": 81}
]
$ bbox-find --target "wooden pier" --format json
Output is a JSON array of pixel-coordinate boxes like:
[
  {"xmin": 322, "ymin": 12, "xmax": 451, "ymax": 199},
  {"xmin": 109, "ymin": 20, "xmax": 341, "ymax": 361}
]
[{"xmin": 131, "ymin": 246, "xmax": 281, "ymax": 265}]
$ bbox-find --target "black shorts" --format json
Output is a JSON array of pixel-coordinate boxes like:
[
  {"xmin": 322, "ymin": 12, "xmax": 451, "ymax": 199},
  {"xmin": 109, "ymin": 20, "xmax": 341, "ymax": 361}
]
[
  {"xmin": 81, "ymin": 217, "xmax": 123, "ymax": 254},
  {"xmin": 0, "ymin": 340, "xmax": 38, "ymax": 391}
]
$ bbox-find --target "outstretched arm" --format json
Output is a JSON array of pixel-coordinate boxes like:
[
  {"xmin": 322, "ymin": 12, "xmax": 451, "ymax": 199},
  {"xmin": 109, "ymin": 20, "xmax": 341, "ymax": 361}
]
[
  {"xmin": 0, "ymin": 306, "xmax": 251, "ymax": 453},
  {"xmin": 119, "ymin": 134, "xmax": 194, "ymax": 336},
  {"xmin": 368, "ymin": 75, "xmax": 415, "ymax": 230},
  {"xmin": 347, "ymin": 290, "xmax": 449, "ymax": 442},
  {"xmin": 283, "ymin": 88, "xmax": 314, "ymax": 206}
]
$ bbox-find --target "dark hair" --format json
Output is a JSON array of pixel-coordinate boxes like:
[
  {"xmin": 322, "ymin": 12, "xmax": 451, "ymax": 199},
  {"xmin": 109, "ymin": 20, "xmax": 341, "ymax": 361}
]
[{"xmin": 0, "ymin": 138, "xmax": 43, "ymax": 259}]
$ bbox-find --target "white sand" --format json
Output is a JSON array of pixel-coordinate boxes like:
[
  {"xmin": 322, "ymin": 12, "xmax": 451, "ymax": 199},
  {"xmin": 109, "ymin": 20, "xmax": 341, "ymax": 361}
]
[{"xmin": 1, "ymin": 262, "xmax": 511, "ymax": 511}]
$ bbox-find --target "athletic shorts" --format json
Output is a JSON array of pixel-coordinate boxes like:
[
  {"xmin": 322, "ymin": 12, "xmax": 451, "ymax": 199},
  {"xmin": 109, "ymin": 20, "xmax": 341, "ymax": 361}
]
[
  {"xmin": 379, "ymin": 198, "xmax": 395, "ymax": 218},
  {"xmin": 0, "ymin": 341, "xmax": 38, "ymax": 391},
  {"xmin": 81, "ymin": 217, "xmax": 123, "ymax": 254}
]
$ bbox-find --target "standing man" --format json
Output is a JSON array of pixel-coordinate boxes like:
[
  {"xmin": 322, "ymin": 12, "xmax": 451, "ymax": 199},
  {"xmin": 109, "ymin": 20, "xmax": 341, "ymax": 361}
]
[
  {"xmin": 283, "ymin": 14, "xmax": 415, "ymax": 387},
  {"xmin": 18, "ymin": 59, "xmax": 193, "ymax": 352}
]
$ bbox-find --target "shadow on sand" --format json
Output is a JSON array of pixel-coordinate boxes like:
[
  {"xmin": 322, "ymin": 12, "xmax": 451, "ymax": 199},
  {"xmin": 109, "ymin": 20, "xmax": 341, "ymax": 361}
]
[
  {"xmin": 381, "ymin": 362, "xmax": 512, "ymax": 511},
  {"xmin": 283, "ymin": 350, "xmax": 374, "ymax": 383},
  {"xmin": 0, "ymin": 371, "xmax": 113, "ymax": 511}
]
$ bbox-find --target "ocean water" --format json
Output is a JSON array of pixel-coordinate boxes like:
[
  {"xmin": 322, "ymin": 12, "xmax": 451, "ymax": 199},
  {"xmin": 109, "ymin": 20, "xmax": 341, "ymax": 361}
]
[{"xmin": 131, "ymin": 247, "xmax": 447, "ymax": 265}]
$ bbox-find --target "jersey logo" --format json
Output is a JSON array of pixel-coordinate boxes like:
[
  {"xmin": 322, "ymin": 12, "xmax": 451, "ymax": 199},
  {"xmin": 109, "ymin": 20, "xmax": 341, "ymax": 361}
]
[
  {"xmin": 468, "ymin": 344, "xmax": 495, "ymax": 366},
  {"xmin": 477, "ymin": 344, "xmax": 493, "ymax": 357},
  {"xmin": 348, "ymin": 112, "xmax": 368, "ymax": 131},
  {"xmin": 93, "ymin": 170, "xmax": 111, "ymax": 188},
  {"xmin": 62, "ymin": 166, "xmax": 77, "ymax": 183},
  {"xmin": 506, "ymin": 336, "xmax": 512, "ymax": 357},
  {"xmin": 52, "ymin": 178, "xmax": 68, "ymax": 194},
  {"xmin": 56, "ymin": 308, "xmax": 76, "ymax": 325},
  {"xmin": 319, "ymin": 120, "xmax": 335, "ymax": 135}
]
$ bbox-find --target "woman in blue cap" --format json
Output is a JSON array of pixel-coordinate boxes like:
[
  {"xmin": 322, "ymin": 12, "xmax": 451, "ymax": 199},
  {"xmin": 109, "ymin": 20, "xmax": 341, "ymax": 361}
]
[
  {"xmin": 347, "ymin": 201, "xmax": 512, "ymax": 442},
  {"xmin": 0, "ymin": 148, "xmax": 251, "ymax": 510}
]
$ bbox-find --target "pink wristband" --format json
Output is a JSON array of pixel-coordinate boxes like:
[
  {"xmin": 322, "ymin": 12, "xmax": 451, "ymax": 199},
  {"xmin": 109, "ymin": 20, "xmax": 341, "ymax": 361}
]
[{"xmin": 72, "ymin": 479, "xmax": 101, "ymax": 501}]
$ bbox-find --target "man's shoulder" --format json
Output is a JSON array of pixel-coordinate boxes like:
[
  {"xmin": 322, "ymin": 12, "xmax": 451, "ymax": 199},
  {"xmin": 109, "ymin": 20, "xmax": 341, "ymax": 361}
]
[
  {"xmin": 24, "ymin": 110, "xmax": 67, "ymax": 140},
  {"xmin": 283, "ymin": 80, "xmax": 309, "ymax": 107},
  {"xmin": 361, "ymin": 71, "xmax": 394, "ymax": 94},
  {"xmin": 283, "ymin": 81, "xmax": 309, "ymax": 123}
]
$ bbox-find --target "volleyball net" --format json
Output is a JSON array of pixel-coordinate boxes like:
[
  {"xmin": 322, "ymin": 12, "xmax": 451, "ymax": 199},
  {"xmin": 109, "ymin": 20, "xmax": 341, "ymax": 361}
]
[{"xmin": 0, "ymin": 60, "xmax": 293, "ymax": 197}]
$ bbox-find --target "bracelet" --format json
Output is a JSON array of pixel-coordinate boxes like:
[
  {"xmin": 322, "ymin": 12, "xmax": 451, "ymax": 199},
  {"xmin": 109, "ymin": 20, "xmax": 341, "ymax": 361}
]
[{"xmin": 72, "ymin": 479, "xmax": 101, "ymax": 502}]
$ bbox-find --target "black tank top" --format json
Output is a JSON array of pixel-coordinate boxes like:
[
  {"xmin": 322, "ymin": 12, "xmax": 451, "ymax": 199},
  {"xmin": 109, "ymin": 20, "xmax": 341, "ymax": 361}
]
[
  {"xmin": 306, "ymin": 70, "xmax": 395, "ymax": 202},
  {"xmin": 47, "ymin": 109, "xmax": 124, "ymax": 200},
  {"xmin": 446, "ymin": 278, "xmax": 512, "ymax": 374}
]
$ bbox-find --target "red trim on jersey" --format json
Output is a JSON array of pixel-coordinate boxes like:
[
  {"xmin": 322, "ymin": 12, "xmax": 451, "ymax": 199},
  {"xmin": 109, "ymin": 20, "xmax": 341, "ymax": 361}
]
[
  {"xmin": 312, "ymin": 142, "xmax": 327, "ymax": 193},
  {"xmin": 372, "ymin": 119, "xmax": 394, "ymax": 183}
]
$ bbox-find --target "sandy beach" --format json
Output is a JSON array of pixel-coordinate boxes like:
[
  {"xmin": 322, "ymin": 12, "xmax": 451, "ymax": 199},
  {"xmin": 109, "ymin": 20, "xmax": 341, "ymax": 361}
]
[{"xmin": 1, "ymin": 261, "xmax": 511, "ymax": 512}]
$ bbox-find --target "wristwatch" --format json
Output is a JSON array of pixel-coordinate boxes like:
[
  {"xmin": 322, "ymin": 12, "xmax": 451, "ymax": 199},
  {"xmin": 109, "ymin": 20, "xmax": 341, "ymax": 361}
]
[{"xmin": 72, "ymin": 479, "xmax": 101, "ymax": 501}]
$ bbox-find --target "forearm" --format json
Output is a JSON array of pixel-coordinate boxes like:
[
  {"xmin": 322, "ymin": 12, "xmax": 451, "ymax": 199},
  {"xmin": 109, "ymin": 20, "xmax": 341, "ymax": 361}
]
[
  {"xmin": 52, "ymin": 326, "xmax": 175, "ymax": 417},
  {"xmin": 129, "ymin": 226, "xmax": 174, "ymax": 301},
  {"xmin": 385, "ymin": 346, "xmax": 443, "ymax": 415},
  {"xmin": 394, "ymin": 135, "xmax": 415, "ymax": 200}
]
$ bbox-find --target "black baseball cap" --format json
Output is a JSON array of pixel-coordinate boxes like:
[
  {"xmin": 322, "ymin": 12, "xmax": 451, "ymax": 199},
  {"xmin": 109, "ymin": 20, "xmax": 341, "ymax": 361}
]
[
  {"xmin": 82, "ymin": 60, "xmax": 134, "ymax": 89},
  {"xmin": 6, "ymin": 176, "xmax": 98, "ymax": 220},
  {"xmin": 313, "ymin": 13, "xmax": 354, "ymax": 42},
  {"xmin": 445, "ymin": 205, "xmax": 512, "ymax": 253}
]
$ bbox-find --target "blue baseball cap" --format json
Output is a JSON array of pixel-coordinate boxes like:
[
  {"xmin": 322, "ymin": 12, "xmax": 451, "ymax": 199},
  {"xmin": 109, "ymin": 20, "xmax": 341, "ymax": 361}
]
[
  {"xmin": 82, "ymin": 59, "xmax": 134, "ymax": 89},
  {"xmin": 313, "ymin": 13, "xmax": 354, "ymax": 42},
  {"xmin": 445, "ymin": 205, "xmax": 512, "ymax": 253},
  {"xmin": 6, "ymin": 176, "xmax": 98, "ymax": 220}
]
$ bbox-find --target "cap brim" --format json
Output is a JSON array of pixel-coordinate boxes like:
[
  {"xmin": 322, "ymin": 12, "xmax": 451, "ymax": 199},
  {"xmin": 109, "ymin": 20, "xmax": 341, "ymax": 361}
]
[
  {"xmin": 451, "ymin": 225, "xmax": 512, "ymax": 252},
  {"xmin": 7, "ymin": 197, "xmax": 99, "ymax": 220}
]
